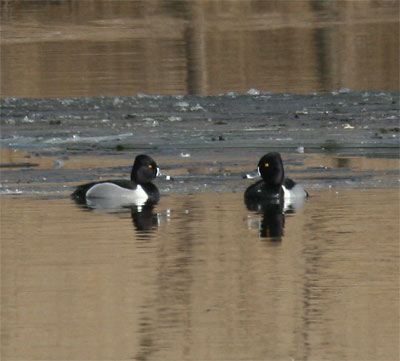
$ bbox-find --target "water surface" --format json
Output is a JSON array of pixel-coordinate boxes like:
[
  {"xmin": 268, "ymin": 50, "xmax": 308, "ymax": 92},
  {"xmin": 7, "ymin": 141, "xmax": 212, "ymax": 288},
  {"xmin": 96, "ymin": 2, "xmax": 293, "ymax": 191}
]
[
  {"xmin": 1, "ymin": 187, "xmax": 399, "ymax": 360},
  {"xmin": 1, "ymin": 0, "xmax": 398, "ymax": 97},
  {"xmin": 1, "ymin": 147, "xmax": 399, "ymax": 360}
]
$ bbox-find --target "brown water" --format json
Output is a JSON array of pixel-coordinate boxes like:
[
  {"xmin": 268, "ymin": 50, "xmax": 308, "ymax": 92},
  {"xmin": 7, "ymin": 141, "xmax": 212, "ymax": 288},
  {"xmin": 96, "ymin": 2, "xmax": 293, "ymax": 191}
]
[
  {"xmin": 1, "ymin": 150, "xmax": 400, "ymax": 360},
  {"xmin": 1, "ymin": 0, "xmax": 399, "ymax": 98},
  {"xmin": 1, "ymin": 1, "xmax": 399, "ymax": 359},
  {"xmin": 1, "ymin": 187, "xmax": 399, "ymax": 360}
]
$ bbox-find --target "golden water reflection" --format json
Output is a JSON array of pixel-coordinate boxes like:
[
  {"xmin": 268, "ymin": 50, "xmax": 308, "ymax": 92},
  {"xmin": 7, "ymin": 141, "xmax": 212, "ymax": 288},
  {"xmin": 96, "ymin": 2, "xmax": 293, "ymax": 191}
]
[
  {"xmin": 1, "ymin": 0, "xmax": 398, "ymax": 97},
  {"xmin": 1, "ymin": 190, "xmax": 398, "ymax": 360}
]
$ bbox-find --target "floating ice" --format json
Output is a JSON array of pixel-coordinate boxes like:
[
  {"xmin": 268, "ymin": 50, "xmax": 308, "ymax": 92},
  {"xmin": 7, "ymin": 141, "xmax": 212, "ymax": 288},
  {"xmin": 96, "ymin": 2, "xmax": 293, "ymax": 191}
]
[
  {"xmin": 295, "ymin": 108, "xmax": 309, "ymax": 115},
  {"xmin": 112, "ymin": 97, "xmax": 123, "ymax": 106},
  {"xmin": 247, "ymin": 88, "xmax": 260, "ymax": 96},
  {"xmin": 22, "ymin": 115, "xmax": 34, "ymax": 123},
  {"xmin": 44, "ymin": 133, "xmax": 133, "ymax": 144},
  {"xmin": 144, "ymin": 118, "xmax": 159, "ymax": 127},
  {"xmin": 175, "ymin": 101, "xmax": 189, "ymax": 109},
  {"xmin": 168, "ymin": 116, "xmax": 182, "ymax": 122},
  {"xmin": 191, "ymin": 104, "xmax": 206, "ymax": 111}
]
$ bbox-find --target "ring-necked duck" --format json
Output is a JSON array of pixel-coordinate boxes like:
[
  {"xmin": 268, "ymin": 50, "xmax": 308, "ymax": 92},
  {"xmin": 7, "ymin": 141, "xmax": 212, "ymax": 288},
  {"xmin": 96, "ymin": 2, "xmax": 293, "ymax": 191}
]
[
  {"xmin": 71, "ymin": 154, "xmax": 162, "ymax": 206},
  {"xmin": 244, "ymin": 152, "xmax": 308, "ymax": 211}
]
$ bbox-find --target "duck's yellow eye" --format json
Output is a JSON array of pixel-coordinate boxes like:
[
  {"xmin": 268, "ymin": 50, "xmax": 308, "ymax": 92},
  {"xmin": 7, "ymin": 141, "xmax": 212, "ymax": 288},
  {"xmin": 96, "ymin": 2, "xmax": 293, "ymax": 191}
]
[
  {"xmin": 148, "ymin": 164, "xmax": 153, "ymax": 168},
  {"xmin": 264, "ymin": 162, "xmax": 269, "ymax": 167}
]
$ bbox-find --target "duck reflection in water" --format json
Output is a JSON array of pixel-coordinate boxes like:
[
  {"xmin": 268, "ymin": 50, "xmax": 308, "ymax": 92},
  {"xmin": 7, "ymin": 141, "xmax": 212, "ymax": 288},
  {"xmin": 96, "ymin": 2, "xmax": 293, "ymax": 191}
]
[
  {"xmin": 245, "ymin": 199, "xmax": 285, "ymax": 240},
  {"xmin": 244, "ymin": 152, "xmax": 308, "ymax": 240},
  {"xmin": 130, "ymin": 203, "xmax": 160, "ymax": 233},
  {"xmin": 71, "ymin": 154, "xmax": 171, "ymax": 233},
  {"xmin": 76, "ymin": 200, "xmax": 160, "ymax": 234},
  {"xmin": 73, "ymin": 196, "xmax": 160, "ymax": 233}
]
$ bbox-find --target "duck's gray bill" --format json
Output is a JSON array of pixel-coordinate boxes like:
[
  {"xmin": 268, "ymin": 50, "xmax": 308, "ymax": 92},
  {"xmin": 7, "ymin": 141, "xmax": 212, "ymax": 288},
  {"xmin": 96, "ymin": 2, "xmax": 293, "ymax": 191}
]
[
  {"xmin": 157, "ymin": 168, "xmax": 173, "ymax": 181},
  {"xmin": 243, "ymin": 168, "xmax": 261, "ymax": 179}
]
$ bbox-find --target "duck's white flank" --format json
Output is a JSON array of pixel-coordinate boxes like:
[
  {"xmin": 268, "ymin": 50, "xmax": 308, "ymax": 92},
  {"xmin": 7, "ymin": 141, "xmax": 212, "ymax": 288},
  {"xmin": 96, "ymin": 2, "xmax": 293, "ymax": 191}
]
[
  {"xmin": 282, "ymin": 184, "xmax": 307, "ymax": 199},
  {"xmin": 282, "ymin": 184, "xmax": 307, "ymax": 212},
  {"xmin": 86, "ymin": 183, "xmax": 148, "ymax": 202}
]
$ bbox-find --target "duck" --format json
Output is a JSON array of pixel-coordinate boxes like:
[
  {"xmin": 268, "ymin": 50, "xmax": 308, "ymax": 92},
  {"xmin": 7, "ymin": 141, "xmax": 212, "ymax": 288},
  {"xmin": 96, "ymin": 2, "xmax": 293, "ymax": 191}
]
[
  {"xmin": 71, "ymin": 154, "xmax": 162, "ymax": 206},
  {"xmin": 244, "ymin": 152, "xmax": 308, "ymax": 211}
]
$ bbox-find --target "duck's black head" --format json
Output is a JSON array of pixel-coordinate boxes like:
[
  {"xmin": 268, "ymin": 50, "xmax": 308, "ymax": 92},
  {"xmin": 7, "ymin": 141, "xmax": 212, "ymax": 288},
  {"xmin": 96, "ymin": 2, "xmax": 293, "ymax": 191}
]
[
  {"xmin": 257, "ymin": 152, "xmax": 285, "ymax": 187},
  {"xmin": 131, "ymin": 154, "xmax": 158, "ymax": 184}
]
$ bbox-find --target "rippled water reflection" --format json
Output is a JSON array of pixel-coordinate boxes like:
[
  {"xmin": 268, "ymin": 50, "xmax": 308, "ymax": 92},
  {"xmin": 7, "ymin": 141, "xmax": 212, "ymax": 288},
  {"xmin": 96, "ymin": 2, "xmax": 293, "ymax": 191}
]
[
  {"xmin": 1, "ymin": 186, "xmax": 399, "ymax": 360},
  {"xmin": 1, "ymin": 0, "xmax": 398, "ymax": 97}
]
